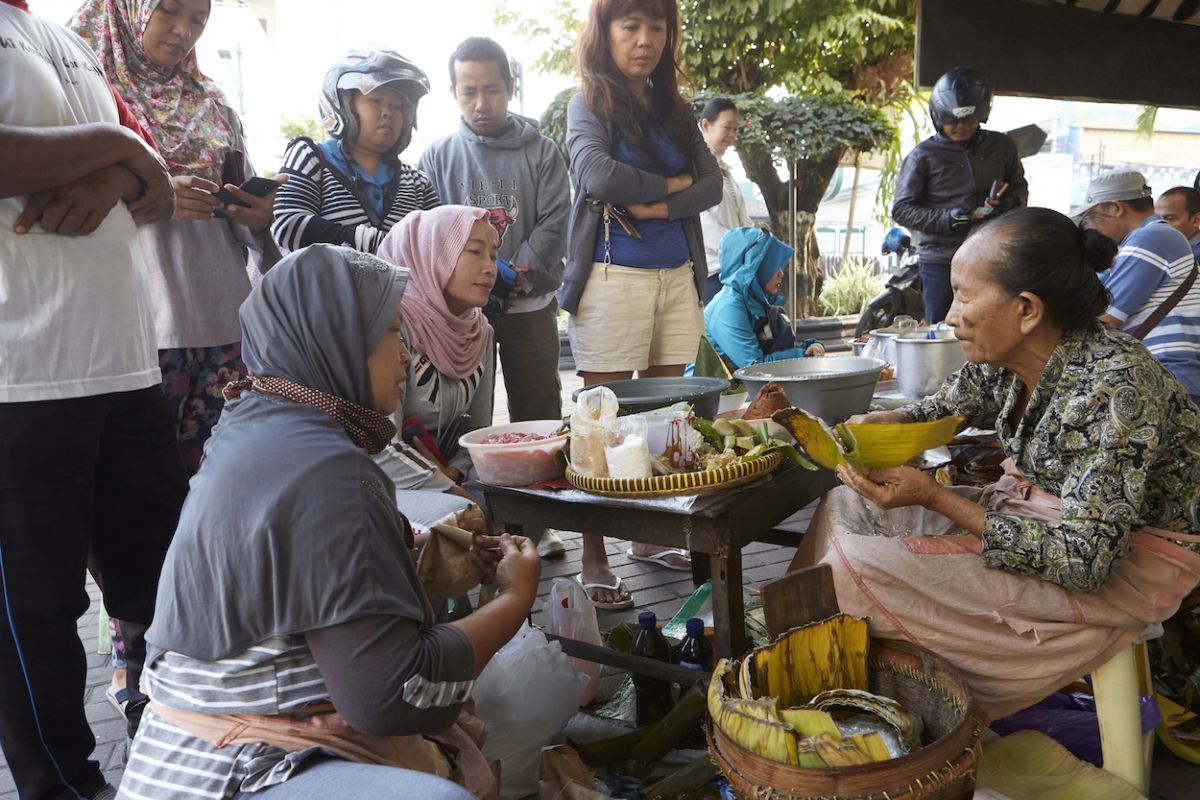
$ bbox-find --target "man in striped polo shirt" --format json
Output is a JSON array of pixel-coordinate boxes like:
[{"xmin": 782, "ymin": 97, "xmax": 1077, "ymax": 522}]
[{"xmin": 1077, "ymin": 170, "xmax": 1200, "ymax": 404}]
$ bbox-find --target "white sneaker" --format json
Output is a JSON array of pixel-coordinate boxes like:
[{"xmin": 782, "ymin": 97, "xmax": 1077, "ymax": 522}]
[{"xmin": 537, "ymin": 529, "xmax": 567, "ymax": 559}]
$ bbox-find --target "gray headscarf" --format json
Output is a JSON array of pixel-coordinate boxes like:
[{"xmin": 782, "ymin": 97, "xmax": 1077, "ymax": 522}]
[
  {"xmin": 147, "ymin": 245, "xmax": 429, "ymax": 663},
  {"xmin": 240, "ymin": 244, "xmax": 408, "ymax": 406}
]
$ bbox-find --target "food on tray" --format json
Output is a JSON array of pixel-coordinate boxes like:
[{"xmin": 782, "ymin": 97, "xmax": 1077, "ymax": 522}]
[
  {"xmin": 772, "ymin": 408, "xmax": 964, "ymax": 471},
  {"xmin": 481, "ymin": 431, "xmax": 552, "ymax": 445},
  {"xmin": 615, "ymin": 403, "xmax": 701, "ymax": 474},
  {"xmin": 460, "ymin": 421, "xmax": 569, "ymax": 486},
  {"xmin": 878, "ymin": 366, "xmax": 894, "ymax": 382},
  {"xmin": 569, "ymin": 386, "xmax": 620, "ymax": 477},
  {"xmin": 692, "ymin": 417, "xmax": 815, "ymax": 472},
  {"xmin": 604, "ymin": 434, "xmax": 654, "ymax": 479},
  {"xmin": 744, "ymin": 380, "xmax": 792, "ymax": 419}
]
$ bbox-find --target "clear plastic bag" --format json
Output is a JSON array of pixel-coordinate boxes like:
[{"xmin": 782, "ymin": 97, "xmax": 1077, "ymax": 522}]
[
  {"xmin": 569, "ymin": 386, "xmax": 619, "ymax": 477},
  {"xmin": 473, "ymin": 623, "xmax": 589, "ymax": 799},
  {"xmin": 546, "ymin": 577, "xmax": 603, "ymax": 705}
]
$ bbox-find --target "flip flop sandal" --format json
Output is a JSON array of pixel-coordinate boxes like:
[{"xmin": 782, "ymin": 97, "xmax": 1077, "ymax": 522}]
[
  {"xmin": 574, "ymin": 573, "xmax": 635, "ymax": 611},
  {"xmin": 105, "ymin": 684, "xmax": 130, "ymax": 715},
  {"xmin": 537, "ymin": 529, "xmax": 567, "ymax": 559},
  {"xmin": 625, "ymin": 547, "xmax": 692, "ymax": 571}
]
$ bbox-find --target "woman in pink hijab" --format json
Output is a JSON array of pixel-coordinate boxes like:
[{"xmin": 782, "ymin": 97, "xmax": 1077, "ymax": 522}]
[{"xmin": 377, "ymin": 206, "xmax": 498, "ymax": 489}]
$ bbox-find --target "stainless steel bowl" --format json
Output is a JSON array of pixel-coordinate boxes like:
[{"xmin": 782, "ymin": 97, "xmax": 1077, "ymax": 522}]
[
  {"xmin": 733, "ymin": 356, "xmax": 887, "ymax": 423},
  {"xmin": 894, "ymin": 331, "xmax": 966, "ymax": 399}
]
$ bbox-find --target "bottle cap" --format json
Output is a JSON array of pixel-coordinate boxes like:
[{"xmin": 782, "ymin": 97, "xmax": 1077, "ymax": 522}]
[
  {"xmin": 638, "ymin": 611, "xmax": 657, "ymax": 629},
  {"xmin": 685, "ymin": 618, "xmax": 705, "ymax": 637}
]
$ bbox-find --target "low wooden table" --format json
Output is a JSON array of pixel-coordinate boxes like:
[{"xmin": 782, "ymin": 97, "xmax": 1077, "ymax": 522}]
[{"xmin": 480, "ymin": 464, "xmax": 838, "ymax": 673}]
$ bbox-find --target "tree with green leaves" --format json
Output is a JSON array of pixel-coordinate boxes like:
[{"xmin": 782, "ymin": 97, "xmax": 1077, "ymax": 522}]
[{"xmin": 502, "ymin": 0, "xmax": 916, "ymax": 314}]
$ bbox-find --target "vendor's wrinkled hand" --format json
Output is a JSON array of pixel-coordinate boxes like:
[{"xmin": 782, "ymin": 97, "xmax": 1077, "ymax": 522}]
[
  {"xmin": 220, "ymin": 175, "xmax": 287, "ymax": 233},
  {"xmin": 837, "ymin": 464, "xmax": 937, "ymax": 510},
  {"xmin": 171, "ymin": 175, "xmax": 220, "ymax": 221},
  {"xmin": 494, "ymin": 533, "xmax": 540, "ymax": 601},
  {"xmin": 805, "ymin": 342, "xmax": 825, "ymax": 357}
]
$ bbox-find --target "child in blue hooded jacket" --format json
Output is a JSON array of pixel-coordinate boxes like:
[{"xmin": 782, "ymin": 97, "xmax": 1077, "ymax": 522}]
[{"xmin": 704, "ymin": 227, "xmax": 825, "ymax": 369}]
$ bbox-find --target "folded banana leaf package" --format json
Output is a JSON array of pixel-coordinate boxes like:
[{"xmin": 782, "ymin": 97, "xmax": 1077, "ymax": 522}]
[
  {"xmin": 772, "ymin": 408, "xmax": 963, "ymax": 471},
  {"xmin": 694, "ymin": 335, "xmax": 737, "ymax": 388}
]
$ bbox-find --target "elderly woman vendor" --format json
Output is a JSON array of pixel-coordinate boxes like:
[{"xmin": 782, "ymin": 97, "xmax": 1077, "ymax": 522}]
[
  {"xmin": 793, "ymin": 208, "xmax": 1200, "ymax": 720},
  {"xmin": 118, "ymin": 245, "xmax": 540, "ymax": 800}
]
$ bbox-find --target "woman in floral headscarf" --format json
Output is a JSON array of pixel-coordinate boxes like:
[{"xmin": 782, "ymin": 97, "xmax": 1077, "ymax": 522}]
[
  {"xmin": 70, "ymin": 0, "xmax": 282, "ymax": 475},
  {"xmin": 69, "ymin": 0, "xmax": 281, "ymax": 720}
]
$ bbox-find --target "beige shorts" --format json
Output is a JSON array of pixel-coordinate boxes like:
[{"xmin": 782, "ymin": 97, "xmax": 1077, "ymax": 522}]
[{"xmin": 568, "ymin": 261, "xmax": 704, "ymax": 373}]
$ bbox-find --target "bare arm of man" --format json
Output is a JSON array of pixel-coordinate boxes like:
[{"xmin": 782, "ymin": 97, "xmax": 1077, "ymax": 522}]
[{"xmin": 0, "ymin": 122, "xmax": 165, "ymax": 199}]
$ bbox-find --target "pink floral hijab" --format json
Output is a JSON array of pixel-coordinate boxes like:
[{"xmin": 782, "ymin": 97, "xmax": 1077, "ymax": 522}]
[
  {"xmin": 378, "ymin": 207, "xmax": 494, "ymax": 380},
  {"xmin": 69, "ymin": 0, "xmax": 234, "ymax": 184}
]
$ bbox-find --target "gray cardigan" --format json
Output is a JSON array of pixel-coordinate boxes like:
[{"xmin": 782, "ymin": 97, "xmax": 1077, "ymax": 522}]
[{"xmin": 559, "ymin": 92, "xmax": 722, "ymax": 314}]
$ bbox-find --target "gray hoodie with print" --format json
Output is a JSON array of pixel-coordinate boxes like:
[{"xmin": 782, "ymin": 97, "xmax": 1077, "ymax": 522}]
[{"xmin": 418, "ymin": 114, "xmax": 570, "ymax": 298}]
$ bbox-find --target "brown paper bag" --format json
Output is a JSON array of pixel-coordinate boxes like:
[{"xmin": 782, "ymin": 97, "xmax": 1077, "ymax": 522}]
[
  {"xmin": 417, "ymin": 506, "xmax": 490, "ymax": 597},
  {"xmin": 537, "ymin": 745, "xmax": 616, "ymax": 800}
]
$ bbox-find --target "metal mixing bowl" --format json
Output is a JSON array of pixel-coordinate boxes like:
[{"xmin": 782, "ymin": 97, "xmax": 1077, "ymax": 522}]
[{"xmin": 733, "ymin": 357, "xmax": 887, "ymax": 423}]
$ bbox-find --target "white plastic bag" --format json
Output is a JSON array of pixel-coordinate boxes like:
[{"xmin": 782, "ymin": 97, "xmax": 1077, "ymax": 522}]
[
  {"xmin": 473, "ymin": 623, "xmax": 588, "ymax": 800},
  {"xmin": 569, "ymin": 386, "xmax": 619, "ymax": 477},
  {"xmin": 546, "ymin": 577, "xmax": 603, "ymax": 705}
]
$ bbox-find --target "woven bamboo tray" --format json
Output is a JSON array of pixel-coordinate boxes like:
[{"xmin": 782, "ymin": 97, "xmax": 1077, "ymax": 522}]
[
  {"xmin": 708, "ymin": 638, "xmax": 982, "ymax": 800},
  {"xmin": 564, "ymin": 452, "xmax": 781, "ymax": 498}
]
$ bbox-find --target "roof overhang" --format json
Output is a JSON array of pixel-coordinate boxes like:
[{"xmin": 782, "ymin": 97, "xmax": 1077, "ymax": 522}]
[{"xmin": 916, "ymin": 0, "xmax": 1200, "ymax": 109}]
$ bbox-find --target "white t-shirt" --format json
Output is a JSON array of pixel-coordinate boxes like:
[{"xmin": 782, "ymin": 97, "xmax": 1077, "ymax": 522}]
[{"xmin": 0, "ymin": 5, "xmax": 159, "ymax": 402}]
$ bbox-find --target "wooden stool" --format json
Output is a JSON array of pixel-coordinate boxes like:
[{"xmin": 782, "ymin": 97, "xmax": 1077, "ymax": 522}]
[{"xmin": 1093, "ymin": 630, "xmax": 1158, "ymax": 795}]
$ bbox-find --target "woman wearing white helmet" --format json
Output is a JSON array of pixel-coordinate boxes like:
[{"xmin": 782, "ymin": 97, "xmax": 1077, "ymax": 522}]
[{"xmin": 272, "ymin": 48, "xmax": 440, "ymax": 255}]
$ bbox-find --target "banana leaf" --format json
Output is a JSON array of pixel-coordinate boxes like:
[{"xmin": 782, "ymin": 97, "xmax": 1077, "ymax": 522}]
[{"xmin": 694, "ymin": 336, "xmax": 733, "ymax": 381}]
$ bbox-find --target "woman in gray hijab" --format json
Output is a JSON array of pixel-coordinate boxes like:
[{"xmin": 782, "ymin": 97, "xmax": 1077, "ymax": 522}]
[{"xmin": 118, "ymin": 244, "xmax": 540, "ymax": 800}]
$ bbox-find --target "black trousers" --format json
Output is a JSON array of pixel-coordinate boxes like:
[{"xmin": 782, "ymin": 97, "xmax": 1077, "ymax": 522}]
[{"xmin": 0, "ymin": 387, "xmax": 187, "ymax": 800}]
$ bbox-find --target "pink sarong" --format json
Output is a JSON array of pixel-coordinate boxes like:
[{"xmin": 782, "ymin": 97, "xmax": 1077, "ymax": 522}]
[{"xmin": 811, "ymin": 460, "xmax": 1200, "ymax": 720}]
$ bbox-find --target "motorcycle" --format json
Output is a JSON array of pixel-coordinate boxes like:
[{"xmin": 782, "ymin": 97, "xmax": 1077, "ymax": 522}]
[{"xmin": 854, "ymin": 228, "xmax": 925, "ymax": 337}]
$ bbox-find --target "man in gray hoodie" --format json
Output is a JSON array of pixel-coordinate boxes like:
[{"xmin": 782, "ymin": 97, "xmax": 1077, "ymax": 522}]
[{"xmin": 419, "ymin": 37, "xmax": 570, "ymax": 428}]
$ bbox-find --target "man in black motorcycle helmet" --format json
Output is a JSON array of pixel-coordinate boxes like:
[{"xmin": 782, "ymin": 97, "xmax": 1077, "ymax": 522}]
[{"xmin": 891, "ymin": 67, "xmax": 1028, "ymax": 323}]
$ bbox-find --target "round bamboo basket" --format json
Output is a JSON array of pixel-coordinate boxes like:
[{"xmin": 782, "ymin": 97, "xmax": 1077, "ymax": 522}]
[
  {"xmin": 707, "ymin": 638, "xmax": 982, "ymax": 800},
  {"xmin": 564, "ymin": 451, "xmax": 779, "ymax": 498}
]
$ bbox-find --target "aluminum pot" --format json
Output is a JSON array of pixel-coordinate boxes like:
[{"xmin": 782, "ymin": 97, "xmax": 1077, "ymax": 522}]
[
  {"xmin": 894, "ymin": 330, "xmax": 966, "ymax": 399},
  {"xmin": 734, "ymin": 356, "xmax": 887, "ymax": 423},
  {"xmin": 862, "ymin": 316, "xmax": 925, "ymax": 372}
]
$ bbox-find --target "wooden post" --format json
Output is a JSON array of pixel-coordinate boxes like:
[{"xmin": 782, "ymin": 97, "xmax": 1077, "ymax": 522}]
[{"xmin": 841, "ymin": 153, "xmax": 862, "ymax": 266}]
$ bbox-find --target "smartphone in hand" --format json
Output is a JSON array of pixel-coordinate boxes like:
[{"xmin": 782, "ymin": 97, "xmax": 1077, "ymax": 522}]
[{"xmin": 214, "ymin": 176, "xmax": 279, "ymax": 207}]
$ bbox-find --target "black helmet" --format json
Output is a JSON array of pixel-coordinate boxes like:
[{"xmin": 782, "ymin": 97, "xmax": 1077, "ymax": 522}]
[
  {"xmin": 929, "ymin": 67, "xmax": 992, "ymax": 128},
  {"xmin": 319, "ymin": 48, "xmax": 430, "ymax": 157}
]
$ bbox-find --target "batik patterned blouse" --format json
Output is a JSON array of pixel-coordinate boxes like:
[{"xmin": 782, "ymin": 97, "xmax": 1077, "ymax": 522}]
[{"xmin": 904, "ymin": 323, "xmax": 1200, "ymax": 593}]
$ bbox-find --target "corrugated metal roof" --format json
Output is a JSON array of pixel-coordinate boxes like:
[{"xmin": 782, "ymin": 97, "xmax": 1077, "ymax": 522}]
[{"xmin": 1032, "ymin": 0, "xmax": 1200, "ymax": 24}]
